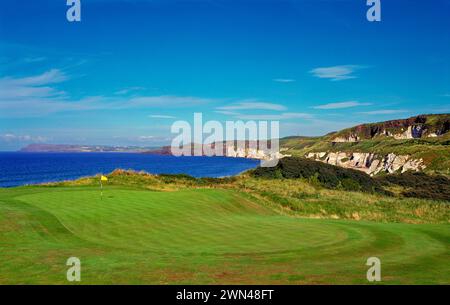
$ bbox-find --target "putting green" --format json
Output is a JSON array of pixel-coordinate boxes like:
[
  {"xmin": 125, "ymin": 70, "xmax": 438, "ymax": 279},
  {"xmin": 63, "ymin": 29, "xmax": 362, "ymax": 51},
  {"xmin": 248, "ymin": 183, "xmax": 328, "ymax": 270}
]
[
  {"xmin": 17, "ymin": 189, "xmax": 347, "ymax": 254},
  {"xmin": 0, "ymin": 187, "xmax": 449, "ymax": 284}
]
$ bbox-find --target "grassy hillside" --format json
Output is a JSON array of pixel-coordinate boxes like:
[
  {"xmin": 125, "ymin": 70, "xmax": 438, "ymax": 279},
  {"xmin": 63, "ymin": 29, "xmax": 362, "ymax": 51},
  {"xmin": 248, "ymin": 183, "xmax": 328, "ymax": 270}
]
[
  {"xmin": 332, "ymin": 114, "xmax": 450, "ymax": 140},
  {"xmin": 280, "ymin": 114, "xmax": 450, "ymax": 175},
  {"xmin": 252, "ymin": 157, "xmax": 450, "ymax": 201},
  {"xmin": 1, "ymin": 178, "xmax": 449, "ymax": 284}
]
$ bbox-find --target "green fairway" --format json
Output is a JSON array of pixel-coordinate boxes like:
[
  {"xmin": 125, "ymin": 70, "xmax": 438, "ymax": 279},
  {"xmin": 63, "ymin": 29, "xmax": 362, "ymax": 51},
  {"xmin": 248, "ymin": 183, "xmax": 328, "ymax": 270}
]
[{"xmin": 0, "ymin": 186, "xmax": 449, "ymax": 284}]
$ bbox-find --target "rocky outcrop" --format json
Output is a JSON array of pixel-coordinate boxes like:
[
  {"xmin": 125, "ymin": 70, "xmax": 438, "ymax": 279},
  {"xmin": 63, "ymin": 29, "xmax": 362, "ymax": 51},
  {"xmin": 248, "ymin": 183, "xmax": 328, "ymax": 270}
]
[
  {"xmin": 332, "ymin": 125, "xmax": 431, "ymax": 142},
  {"xmin": 332, "ymin": 134, "xmax": 360, "ymax": 143},
  {"xmin": 226, "ymin": 146, "xmax": 287, "ymax": 161},
  {"xmin": 330, "ymin": 114, "xmax": 450, "ymax": 142},
  {"xmin": 392, "ymin": 125, "xmax": 426, "ymax": 139},
  {"xmin": 306, "ymin": 151, "xmax": 426, "ymax": 176}
]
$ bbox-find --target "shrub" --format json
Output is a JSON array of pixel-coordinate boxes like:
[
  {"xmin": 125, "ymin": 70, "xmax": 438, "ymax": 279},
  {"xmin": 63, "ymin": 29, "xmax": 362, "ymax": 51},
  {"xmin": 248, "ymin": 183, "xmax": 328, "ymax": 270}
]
[
  {"xmin": 252, "ymin": 157, "xmax": 388, "ymax": 195},
  {"xmin": 377, "ymin": 172, "xmax": 450, "ymax": 201},
  {"xmin": 341, "ymin": 178, "xmax": 361, "ymax": 192}
]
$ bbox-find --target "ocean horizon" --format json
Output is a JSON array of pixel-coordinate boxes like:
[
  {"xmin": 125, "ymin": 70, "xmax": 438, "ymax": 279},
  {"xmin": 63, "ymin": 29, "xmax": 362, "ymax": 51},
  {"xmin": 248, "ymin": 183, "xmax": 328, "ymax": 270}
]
[{"xmin": 0, "ymin": 152, "xmax": 260, "ymax": 188}]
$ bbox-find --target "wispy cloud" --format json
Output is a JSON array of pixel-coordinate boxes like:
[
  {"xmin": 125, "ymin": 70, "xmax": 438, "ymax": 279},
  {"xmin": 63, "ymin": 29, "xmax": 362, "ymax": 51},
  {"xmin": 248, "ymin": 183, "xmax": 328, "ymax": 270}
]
[
  {"xmin": 235, "ymin": 113, "xmax": 312, "ymax": 120},
  {"xmin": 0, "ymin": 69, "xmax": 70, "ymax": 115},
  {"xmin": 358, "ymin": 109, "xmax": 408, "ymax": 115},
  {"xmin": 127, "ymin": 96, "xmax": 212, "ymax": 108},
  {"xmin": 114, "ymin": 86, "xmax": 146, "ymax": 95},
  {"xmin": 148, "ymin": 115, "xmax": 176, "ymax": 119},
  {"xmin": 215, "ymin": 100, "xmax": 312, "ymax": 120},
  {"xmin": 310, "ymin": 65, "xmax": 365, "ymax": 81},
  {"xmin": 313, "ymin": 101, "xmax": 371, "ymax": 109},
  {"xmin": 0, "ymin": 133, "xmax": 48, "ymax": 143},
  {"xmin": 215, "ymin": 110, "xmax": 312, "ymax": 120},
  {"xmin": 215, "ymin": 110, "xmax": 238, "ymax": 116},
  {"xmin": 23, "ymin": 56, "xmax": 47, "ymax": 63},
  {"xmin": 0, "ymin": 69, "xmax": 68, "ymax": 87},
  {"xmin": 440, "ymin": 93, "xmax": 450, "ymax": 97},
  {"xmin": 138, "ymin": 136, "xmax": 154, "ymax": 141},
  {"xmin": 273, "ymin": 78, "xmax": 295, "ymax": 83},
  {"xmin": 217, "ymin": 102, "xmax": 287, "ymax": 111},
  {"xmin": 110, "ymin": 134, "xmax": 173, "ymax": 145},
  {"xmin": 0, "ymin": 69, "xmax": 215, "ymax": 117}
]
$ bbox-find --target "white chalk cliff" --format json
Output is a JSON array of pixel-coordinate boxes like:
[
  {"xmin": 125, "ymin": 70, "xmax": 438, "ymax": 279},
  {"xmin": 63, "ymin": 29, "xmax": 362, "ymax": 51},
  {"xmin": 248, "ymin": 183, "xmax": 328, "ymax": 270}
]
[{"xmin": 306, "ymin": 152, "xmax": 426, "ymax": 176}]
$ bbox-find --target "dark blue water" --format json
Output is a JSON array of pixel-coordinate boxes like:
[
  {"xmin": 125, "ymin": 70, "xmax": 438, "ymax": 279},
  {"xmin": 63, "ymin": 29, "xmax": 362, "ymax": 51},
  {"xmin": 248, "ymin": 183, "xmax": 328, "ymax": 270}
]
[{"xmin": 0, "ymin": 152, "xmax": 259, "ymax": 187}]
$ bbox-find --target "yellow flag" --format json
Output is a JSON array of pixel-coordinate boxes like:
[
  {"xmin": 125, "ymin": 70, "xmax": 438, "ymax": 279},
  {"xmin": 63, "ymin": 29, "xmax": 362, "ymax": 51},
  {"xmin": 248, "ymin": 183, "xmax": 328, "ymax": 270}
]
[{"xmin": 101, "ymin": 175, "xmax": 108, "ymax": 181}]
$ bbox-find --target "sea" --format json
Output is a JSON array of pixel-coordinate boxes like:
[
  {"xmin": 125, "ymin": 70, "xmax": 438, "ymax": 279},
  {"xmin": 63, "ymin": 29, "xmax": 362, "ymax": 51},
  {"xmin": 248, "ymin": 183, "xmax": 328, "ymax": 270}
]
[{"xmin": 0, "ymin": 152, "xmax": 260, "ymax": 188}]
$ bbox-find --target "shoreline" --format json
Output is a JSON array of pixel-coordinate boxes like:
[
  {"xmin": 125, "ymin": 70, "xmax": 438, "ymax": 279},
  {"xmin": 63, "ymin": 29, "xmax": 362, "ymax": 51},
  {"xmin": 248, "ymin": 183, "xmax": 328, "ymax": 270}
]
[{"xmin": 0, "ymin": 154, "xmax": 259, "ymax": 188}]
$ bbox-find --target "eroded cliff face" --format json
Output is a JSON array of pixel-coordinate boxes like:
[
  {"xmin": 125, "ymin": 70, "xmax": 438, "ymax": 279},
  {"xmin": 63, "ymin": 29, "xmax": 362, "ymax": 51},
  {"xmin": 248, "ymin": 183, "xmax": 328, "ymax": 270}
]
[
  {"xmin": 306, "ymin": 152, "xmax": 426, "ymax": 176},
  {"xmin": 332, "ymin": 126, "xmax": 439, "ymax": 143},
  {"xmin": 225, "ymin": 146, "xmax": 286, "ymax": 161},
  {"xmin": 331, "ymin": 115, "xmax": 450, "ymax": 143},
  {"xmin": 332, "ymin": 135, "xmax": 360, "ymax": 143}
]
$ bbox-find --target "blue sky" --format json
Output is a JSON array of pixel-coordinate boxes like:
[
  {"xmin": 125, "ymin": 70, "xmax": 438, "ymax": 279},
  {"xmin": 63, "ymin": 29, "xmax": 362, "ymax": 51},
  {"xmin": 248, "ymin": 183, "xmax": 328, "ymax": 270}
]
[{"xmin": 0, "ymin": 0, "xmax": 449, "ymax": 150}]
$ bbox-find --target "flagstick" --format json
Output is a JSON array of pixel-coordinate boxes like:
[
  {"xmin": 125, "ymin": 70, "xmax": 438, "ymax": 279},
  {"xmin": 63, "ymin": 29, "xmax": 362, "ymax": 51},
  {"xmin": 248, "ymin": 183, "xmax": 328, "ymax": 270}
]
[{"xmin": 100, "ymin": 179, "xmax": 103, "ymax": 200}]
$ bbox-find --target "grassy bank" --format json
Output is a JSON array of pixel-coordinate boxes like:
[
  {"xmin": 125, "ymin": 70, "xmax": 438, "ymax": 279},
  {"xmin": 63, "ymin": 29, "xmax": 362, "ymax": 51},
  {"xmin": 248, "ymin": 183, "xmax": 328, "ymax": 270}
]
[
  {"xmin": 280, "ymin": 127, "xmax": 450, "ymax": 175},
  {"xmin": 0, "ymin": 169, "xmax": 449, "ymax": 284}
]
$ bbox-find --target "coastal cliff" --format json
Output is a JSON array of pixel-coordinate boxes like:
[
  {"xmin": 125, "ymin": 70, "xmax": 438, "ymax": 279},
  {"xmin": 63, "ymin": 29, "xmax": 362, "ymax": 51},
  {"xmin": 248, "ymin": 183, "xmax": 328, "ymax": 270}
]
[
  {"xmin": 305, "ymin": 151, "xmax": 425, "ymax": 176},
  {"xmin": 330, "ymin": 114, "xmax": 449, "ymax": 143},
  {"xmin": 281, "ymin": 114, "xmax": 450, "ymax": 175}
]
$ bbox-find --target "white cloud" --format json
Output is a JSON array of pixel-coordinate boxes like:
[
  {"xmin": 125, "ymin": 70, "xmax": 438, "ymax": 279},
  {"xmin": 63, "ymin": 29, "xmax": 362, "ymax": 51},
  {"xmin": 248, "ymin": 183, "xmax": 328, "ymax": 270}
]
[
  {"xmin": 273, "ymin": 78, "xmax": 295, "ymax": 83},
  {"xmin": 114, "ymin": 87, "xmax": 146, "ymax": 95},
  {"xmin": 216, "ymin": 110, "xmax": 312, "ymax": 120},
  {"xmin": 236, "ymin": 113, "xmax": 312, "ymax": 120},
  {"xmin": 217, "ymin": 102, "xmax": 287, "ymax": 111},
  {"xmin": 0, "ymin": 133, "xmax": 47, "ymax": 143},
  {"xmin": 216, "ymin": 101, "xmax": 311, "ymax": 120},
  {"xmin": 148, "ymin": 115, "xmax": 176, "ymax": 119},
  {"xmin": 0, "ymin": 69, "xmax": 68, "ymax": 101},
  {"xmin": 0, "ymin": 70, "xmax": 217, "ymax": 117},
  {"xmin": 313, "ymin": 101, "xmax": 372, "ymax": 109},
  {"xmin": 0, "ymin": 70, "xmax": 299, "ymax": 122},
  {"xmin": 0, "ymin": 94, "xmax": 214, "ymax": 117},
  {"xmin": 138, "ymin": 136, "xmax": 154, "ymax": 141},
  {"xmin": 23, "ymin": 57, "xmax": 47, "ymax": 63},
  {"xmin": 310, "ymin": 65, "xmax": 365, "ymax": 81},
  {"xmin": 215, "ymin": 110, "xmax": 239, "ymax": 116},
  {"xmin": 358, "ymin": 109, "xmax": 408, "ymax": 115},
  {"xmin": 0, "ymin": 69, "xmax": 68, "ymax": 87},
  {"xmin": 127, "ymin": 96, "xmax": 212, "ymax": 108}
]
